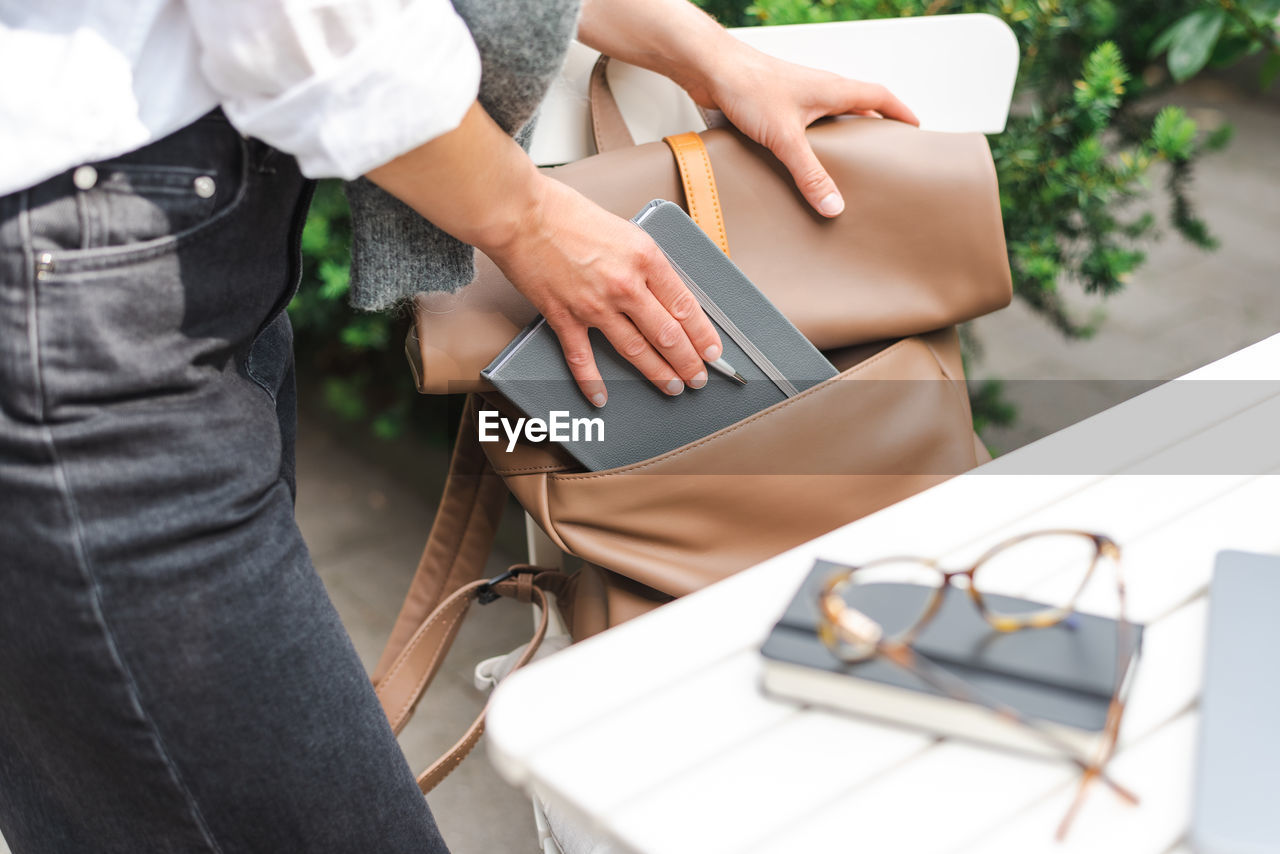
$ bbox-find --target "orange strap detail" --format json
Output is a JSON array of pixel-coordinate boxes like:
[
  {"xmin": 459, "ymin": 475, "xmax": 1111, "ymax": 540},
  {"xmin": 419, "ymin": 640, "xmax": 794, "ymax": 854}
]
[{"xmin": 662, "ymin": 132, "xmax": 730, "ymax": 258}]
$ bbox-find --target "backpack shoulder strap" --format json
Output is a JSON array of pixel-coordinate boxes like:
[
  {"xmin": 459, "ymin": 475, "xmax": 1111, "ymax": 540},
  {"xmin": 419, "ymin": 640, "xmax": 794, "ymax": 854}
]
[
  {"xmin": 372, "ymin": 394, "xmax": 509, "ymax": 686},
  {"xmin": 370, "ymin": 393, "xmax": 571, "ymax": 793},
  {"xmin": 382, "ymin": 567, "xmax": 569, "ymax": 793}
]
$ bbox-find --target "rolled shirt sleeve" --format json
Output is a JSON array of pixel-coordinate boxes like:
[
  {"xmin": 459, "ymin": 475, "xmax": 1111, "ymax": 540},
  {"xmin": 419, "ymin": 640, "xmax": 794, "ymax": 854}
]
[{"xmin": 183, "ymin": 0, "xmax": 481, "ymax": 179}]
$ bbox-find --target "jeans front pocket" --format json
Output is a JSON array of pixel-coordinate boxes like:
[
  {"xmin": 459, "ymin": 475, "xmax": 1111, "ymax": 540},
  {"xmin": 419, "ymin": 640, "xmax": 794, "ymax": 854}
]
[
  {"xmin": 83, "ymin": 164, "xmax": 220, "ymax": 249},
  {"xmin": 27, "ymin": 116, "xmax": 250, "ymax": 273}
]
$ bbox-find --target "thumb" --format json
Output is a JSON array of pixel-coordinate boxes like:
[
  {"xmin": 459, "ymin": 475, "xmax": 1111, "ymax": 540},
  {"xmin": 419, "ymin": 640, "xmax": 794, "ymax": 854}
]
[{"xmin": 775, "ymin": 131, "xmax": 843, "ymax": 217}]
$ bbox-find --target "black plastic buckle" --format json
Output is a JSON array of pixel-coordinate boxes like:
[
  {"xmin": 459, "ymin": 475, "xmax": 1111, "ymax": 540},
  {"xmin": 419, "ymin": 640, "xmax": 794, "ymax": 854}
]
[{"xmin": 476, "ymin": 567, "xmax": 536, "ymax": 605}]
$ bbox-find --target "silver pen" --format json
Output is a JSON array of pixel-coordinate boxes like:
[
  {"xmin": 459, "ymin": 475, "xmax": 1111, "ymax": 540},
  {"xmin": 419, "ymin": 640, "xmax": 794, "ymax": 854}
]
[{"xmin": 706, "ymin": 356, "xmax": 747, "ymax": 385}]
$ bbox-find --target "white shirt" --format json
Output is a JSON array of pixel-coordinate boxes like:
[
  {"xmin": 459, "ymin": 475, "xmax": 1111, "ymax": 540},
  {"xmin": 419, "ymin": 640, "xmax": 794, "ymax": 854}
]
[{"xmin": 0, "ymin": 1, "xmax": 483, "ymax": 196}]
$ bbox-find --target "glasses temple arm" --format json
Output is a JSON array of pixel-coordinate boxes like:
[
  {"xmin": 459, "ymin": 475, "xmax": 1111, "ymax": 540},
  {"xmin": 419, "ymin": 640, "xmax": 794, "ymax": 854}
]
[{"xmin": 876, "ymin": 642, "xmax": 1139, "ymax": 804}]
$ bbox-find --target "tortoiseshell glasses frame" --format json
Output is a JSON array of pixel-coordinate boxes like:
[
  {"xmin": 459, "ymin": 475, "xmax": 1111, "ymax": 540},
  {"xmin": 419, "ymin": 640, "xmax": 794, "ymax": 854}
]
[{"xmin": 816, "ymin": 529, "xmax": 1140, "ymax": 841}]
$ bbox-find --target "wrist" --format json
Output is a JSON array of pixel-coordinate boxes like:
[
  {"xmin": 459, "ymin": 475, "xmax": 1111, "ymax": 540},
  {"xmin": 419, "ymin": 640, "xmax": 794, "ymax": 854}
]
[
  {"xmin": 576, "ymin": 0, "xmax": 742, "ymax": 108},
  {"xmin": 366, "ymin": 101, "xmax": 548, "ymax": 257},
  {"xmin": 471, "ymin": 170, "xmax": 551, "ymax": 262},
  {"xmin": 663, "ymin": 20, "xmax": 743, "ymax": 107}
]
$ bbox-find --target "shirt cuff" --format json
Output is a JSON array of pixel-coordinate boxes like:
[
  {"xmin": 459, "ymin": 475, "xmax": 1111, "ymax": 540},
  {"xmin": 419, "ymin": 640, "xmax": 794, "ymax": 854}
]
[{"xmin": 220, "ymin": 1, "xmax": 482, "ymax": 180}]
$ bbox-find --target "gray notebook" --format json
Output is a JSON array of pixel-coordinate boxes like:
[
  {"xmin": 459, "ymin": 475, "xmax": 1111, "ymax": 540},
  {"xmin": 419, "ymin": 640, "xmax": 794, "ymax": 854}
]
[
  {"xmin": 481, "ymin": 200, "xmax": 837, "ymax": 471},
  {"xmin": 760, "ymin": 559, "xmax": 1143, "ymax": 756}
]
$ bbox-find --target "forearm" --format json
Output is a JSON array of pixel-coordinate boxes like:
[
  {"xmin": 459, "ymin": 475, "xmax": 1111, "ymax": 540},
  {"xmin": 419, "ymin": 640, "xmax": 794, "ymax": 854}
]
[
  {"xmin": 576, "ymin": 0, "xmax": 736, "ymax": 102},
  {"xmin": 363, "ymin": 97, "xmax": 722, "ymax": 404},
  {"xmin": 364, "ymin": 101, "xmax": 540, "ymax": 256}
]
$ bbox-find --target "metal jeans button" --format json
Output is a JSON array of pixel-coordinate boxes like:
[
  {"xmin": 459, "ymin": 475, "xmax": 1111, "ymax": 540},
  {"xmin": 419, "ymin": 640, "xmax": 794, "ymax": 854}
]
[
  {"xmin": 35, "ymin": 252, "xmax": 54, "ymax": 280},
  {"xmin": 193, "ymin": 176, "xmax": 216, "ymax": 199},
  {"xmin": 72, "ymin": 165, "xmax": 98, "ymax": 191}
]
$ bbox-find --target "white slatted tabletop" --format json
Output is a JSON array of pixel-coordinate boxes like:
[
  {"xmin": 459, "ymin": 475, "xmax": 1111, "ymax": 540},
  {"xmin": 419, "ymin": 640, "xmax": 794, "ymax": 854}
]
[{"xmin": 486, "ymin": 333, "xmax": 1280, "ymax": 854}]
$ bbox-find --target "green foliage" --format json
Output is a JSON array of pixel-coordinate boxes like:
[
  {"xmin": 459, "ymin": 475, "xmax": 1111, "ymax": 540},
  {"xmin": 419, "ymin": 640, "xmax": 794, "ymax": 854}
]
[
  {"xmin": 1155, "ymin": 7, "xmax": 1228, "ymax": 82},
  {"xmin": 967, "ymin": 378, "xmax": 1018, "ymax": 436},
  {"xmin": 1151, "ymin": 0, "xmax": 1280, "ymax": 84},
  {"xmin": 291, "ymin": 181, "xmax": 357, "ymax": 340},
  {"xmin": 289, "ymin": 181, "xmax": 414, "ymax": 438},
  {"xmin": 692, "ymin": 0, "xmax": 756, "ymax": 25},
  {"xmin": 293, "ymin": 0, "xmax": 1276, "ymax": 440},
  {"xmin": 741, "ymin": 0, "xmax": 1275, "ymax": 337}
]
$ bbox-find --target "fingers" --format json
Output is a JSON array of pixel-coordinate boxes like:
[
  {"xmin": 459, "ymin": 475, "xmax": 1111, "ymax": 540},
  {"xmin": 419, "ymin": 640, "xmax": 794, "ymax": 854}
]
[
  {"xmin": 505, "ymin": 184, "xmax": 724, "ymax": 402},
  {"xmin": 642, "ymin": 248, "xmax": 725, "ymax": 365},
  {"xmin": 547, "ymin": 320, "xmax": 608, "ymax": 407},
  {"xmin": 773, "ymin": 130, "xmax": 845, "ymax": 218},
  {"xmin": 583, "ymin": 238, "xmax": 722, "ymax": 398},
  {"xmin": 598, "ymin": 315, "xmax": 689, "ymax": 397},
  {"xmin": 626, "ymin": 289, "xmax": 708, "ymax": 390},
  {"xmin": 774, "ymin": 79, "xmax": 919, "ymax": 218},
  {"xmin": 836, "ymin": 79, "xmax": 919, "ymax": 127},
  {"xmin": 554, "ymin": 251, "xmax": 723, "ymax": 400},
  {"xmin": 548, "ymin": 309, "xmax": 690, "ymax": 406}
]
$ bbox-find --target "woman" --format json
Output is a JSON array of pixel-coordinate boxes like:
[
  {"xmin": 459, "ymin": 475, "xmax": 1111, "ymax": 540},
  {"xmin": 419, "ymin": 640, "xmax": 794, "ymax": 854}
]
[{"xmin": 0, "ymin": 0, "xmax": 914, "ymax": 851}]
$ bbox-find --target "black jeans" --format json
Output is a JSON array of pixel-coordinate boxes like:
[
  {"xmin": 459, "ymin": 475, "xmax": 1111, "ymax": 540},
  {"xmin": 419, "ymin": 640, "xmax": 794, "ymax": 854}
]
[{"xmin": 0, "ymin": 113, "xmax": 450, "ymax": 854}]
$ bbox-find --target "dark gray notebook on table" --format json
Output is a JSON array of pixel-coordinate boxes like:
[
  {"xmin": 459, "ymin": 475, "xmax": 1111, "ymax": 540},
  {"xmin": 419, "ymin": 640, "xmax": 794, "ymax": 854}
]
[
  {"xmin": 481, "ymin": 199, "xmax": 837, "ymax": 471},
  {"xmin": 760, "ymin": 559, "xmax": 1144, "ymax": 756}
]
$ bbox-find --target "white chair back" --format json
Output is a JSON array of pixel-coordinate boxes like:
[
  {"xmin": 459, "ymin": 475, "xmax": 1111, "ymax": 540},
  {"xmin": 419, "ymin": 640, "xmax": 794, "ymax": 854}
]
[{"xmin": 529, "ymin": 13, "xmax": 1020, "ymax": 166}]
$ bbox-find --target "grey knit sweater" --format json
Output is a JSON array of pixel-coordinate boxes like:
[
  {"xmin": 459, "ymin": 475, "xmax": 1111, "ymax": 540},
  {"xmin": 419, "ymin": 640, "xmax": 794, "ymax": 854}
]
[{"xmin": 344, "ymin": 0, "xmax": 582, "ymax": 312}]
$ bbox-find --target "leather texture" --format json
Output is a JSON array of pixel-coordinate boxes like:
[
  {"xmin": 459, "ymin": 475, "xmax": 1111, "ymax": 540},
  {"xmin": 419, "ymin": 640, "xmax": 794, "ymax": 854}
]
[
  {"xmin": 481, "ymin": 201, "xmax": 837, "ymax": 470},
  {"xmin": 411, "ymin": 116, "xmax": 1011, "ymax": 394},
  {"xmin": 487, "ymin": 325, "xmax": 979, "ymax": 598},
  {"xmin": 662, "ymin": 132, "xmax": 731, "ymax": 256},
  {"xmin": 588, "ymin": 55, "xmax": 636, "ymax": 153}
]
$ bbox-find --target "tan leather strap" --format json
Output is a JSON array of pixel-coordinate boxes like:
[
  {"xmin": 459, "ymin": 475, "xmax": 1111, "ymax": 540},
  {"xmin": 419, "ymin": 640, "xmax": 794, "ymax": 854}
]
[
  {"xmin": 375, "ymin": 568, "xmax": 569, "ymax": 794},
  {"xmin": 589, "ymin": 56, "xmax": 729, "ymax": 255},
  {"xmin": 371, "ymin": 395, "xmax": 509, "ymax": 684},
  {"xmin": 663, "ymin": 131, "xmax": 731, "ymax": 257},
  {"xmin": 589, "ymin": 55, "xmax": 636, "ymax": 154},
  {"xmin": 589, "ymin": 56, "xmax": 723, "ymax": 151},
  {"xmin": 372, "ymin": 394, "xmax": 576, "ymax": 792}
]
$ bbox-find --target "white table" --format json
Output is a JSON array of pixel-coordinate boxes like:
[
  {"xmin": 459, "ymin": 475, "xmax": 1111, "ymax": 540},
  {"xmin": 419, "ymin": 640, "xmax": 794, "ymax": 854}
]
[{"xmin": 487, "ymin": 333, "xmax": 1280, "ymax": 854}]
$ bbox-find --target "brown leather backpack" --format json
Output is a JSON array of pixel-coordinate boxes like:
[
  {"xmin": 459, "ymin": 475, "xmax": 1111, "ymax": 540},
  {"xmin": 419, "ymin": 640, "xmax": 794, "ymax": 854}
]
[{"xmin": 372, "ymin": 58, "xmax": 1012, "ymax": 793}]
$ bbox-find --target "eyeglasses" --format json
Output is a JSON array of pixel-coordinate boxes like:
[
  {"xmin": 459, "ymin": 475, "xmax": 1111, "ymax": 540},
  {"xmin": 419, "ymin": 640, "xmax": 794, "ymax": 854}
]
[{"xmin": 816, "ymin": 530, "xmax": 1140, "ymax": 840}]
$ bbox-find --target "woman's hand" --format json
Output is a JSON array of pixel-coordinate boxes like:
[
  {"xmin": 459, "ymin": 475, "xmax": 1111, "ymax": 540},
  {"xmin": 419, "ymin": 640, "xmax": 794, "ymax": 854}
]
[
  {"xmin": 578, "ymin": 0, "xmax": 919, "ymax": 217},
  {"xmin": 368, "ymin": 102, "xmax": 723, "ymax": 407},
  {"xmin": 676, "ymin": 39, "xmax": 919, "ymax": 217},
  {"xmin": 483, "ymin": 176, "xmax": 723, "ymax": 407}
]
